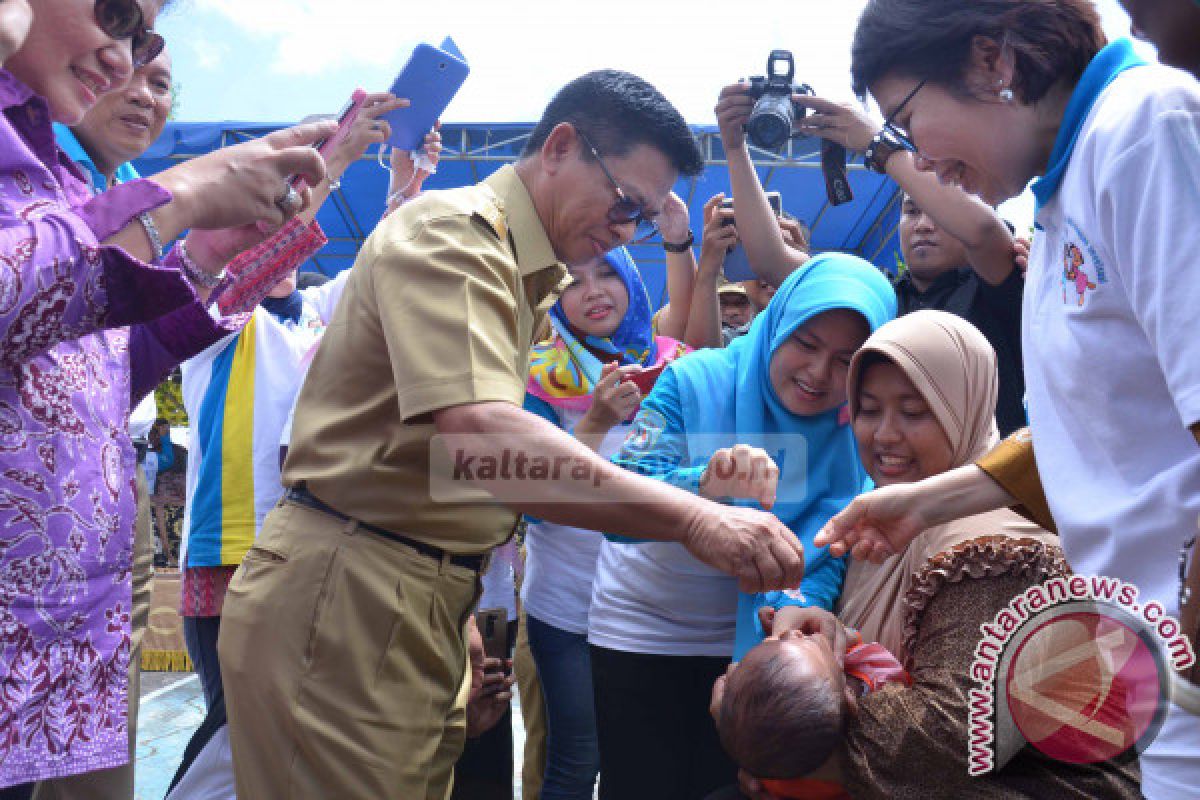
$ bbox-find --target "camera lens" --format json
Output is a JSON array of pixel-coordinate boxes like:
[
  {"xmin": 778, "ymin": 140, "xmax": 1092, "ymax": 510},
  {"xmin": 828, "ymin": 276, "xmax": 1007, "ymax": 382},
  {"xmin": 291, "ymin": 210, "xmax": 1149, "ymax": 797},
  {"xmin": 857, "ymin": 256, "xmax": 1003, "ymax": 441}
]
[{"xmin": 747, "ymin": 95, "xmax": 794, "ymax": 150}]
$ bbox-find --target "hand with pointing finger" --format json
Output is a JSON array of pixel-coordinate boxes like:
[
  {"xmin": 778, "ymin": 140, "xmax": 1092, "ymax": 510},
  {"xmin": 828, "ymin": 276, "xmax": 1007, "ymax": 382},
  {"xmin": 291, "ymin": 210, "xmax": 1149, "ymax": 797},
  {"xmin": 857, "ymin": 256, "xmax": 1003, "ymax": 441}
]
[
  {"xmin": 813, "ymin": 480, "xmax": 932, "ymax": 563},
  {"xmin": 154, "ymin": 119, "xmax": 337, "ymax": 232}
]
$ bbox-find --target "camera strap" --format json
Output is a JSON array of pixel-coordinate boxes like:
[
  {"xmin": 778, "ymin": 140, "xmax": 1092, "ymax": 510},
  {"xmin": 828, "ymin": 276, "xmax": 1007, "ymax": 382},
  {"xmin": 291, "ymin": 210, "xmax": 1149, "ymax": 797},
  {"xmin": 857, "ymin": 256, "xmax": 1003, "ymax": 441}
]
[{"xmin": 821, "ymin": 140, "xmax": 853, "ymax": 206}]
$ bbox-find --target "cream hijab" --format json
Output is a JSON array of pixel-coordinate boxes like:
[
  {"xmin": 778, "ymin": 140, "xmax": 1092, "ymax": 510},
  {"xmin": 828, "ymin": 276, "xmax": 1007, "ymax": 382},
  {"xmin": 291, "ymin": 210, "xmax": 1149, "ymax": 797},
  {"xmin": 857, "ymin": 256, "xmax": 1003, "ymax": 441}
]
[{"xmin": 837, "ymin": 310, "xmax": 1055, "ymax": 660}]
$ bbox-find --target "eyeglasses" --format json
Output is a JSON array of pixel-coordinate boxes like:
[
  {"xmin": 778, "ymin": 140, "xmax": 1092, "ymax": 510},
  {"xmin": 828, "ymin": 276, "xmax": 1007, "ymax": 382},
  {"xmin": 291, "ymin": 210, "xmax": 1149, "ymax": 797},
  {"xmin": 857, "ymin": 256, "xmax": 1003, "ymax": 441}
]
[
  {"xmin": 881, "ymin": 78, "xmax": 926, "ymax": 156},
  {"xmin": 576, "ymin": 129, "xmax": 660, "ymax": 244},
  {"xmin": 95, "ymin": 0, "xmax": 165, "ymax": 69}
]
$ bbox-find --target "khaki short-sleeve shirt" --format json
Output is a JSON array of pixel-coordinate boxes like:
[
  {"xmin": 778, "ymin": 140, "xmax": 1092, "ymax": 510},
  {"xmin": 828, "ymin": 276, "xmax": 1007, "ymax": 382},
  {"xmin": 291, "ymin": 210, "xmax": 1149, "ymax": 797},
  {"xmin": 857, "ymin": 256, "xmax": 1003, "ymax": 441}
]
[{"xmin": 283, "ymin": 165, "xmax": 567, "ymax": 553}]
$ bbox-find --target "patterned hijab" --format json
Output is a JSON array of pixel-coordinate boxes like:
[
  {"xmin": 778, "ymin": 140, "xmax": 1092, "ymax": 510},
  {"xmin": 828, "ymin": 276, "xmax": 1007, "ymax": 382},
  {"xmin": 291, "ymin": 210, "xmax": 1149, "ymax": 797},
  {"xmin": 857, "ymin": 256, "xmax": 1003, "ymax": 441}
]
[{"xmin": 527, "ymin": 247, "xmax": 686, "ymax": 412}]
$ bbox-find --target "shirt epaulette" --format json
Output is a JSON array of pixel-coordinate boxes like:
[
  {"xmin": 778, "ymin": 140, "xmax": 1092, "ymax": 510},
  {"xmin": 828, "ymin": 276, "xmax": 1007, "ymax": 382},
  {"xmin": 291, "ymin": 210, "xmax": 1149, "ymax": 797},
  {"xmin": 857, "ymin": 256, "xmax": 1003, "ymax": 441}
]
[{"xmin": 472, "ymin": 195, "xmax": 508, "ymax": 242}]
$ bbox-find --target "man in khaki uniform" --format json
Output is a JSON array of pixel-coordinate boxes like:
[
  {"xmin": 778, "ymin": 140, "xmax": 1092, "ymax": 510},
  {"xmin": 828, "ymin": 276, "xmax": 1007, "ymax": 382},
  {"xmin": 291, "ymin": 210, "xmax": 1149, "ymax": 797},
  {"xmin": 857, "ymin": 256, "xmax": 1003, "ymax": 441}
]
[{"xmin": 218, "ymin": 70, "xmax": 808, "ymax": 800}]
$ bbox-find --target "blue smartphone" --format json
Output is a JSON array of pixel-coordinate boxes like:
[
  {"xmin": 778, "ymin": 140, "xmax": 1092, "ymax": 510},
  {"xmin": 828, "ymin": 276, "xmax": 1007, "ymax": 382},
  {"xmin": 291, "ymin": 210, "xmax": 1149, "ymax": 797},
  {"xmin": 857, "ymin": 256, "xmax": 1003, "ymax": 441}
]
[{"xmin": 381, "ymin": 39, "xmax": 469, "ymax": 151}]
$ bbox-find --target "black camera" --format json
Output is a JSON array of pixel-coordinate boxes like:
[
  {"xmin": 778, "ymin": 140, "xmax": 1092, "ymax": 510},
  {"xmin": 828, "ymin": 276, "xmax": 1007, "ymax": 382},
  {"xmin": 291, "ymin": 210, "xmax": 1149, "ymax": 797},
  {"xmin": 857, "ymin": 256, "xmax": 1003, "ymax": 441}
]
[
  {"xmin": 744, "ymin": 50, "xmax": 853, "ymax": 206},
  {"xmin": 746, "ymin": 50, "xmax": 812, "ymax": 151}
]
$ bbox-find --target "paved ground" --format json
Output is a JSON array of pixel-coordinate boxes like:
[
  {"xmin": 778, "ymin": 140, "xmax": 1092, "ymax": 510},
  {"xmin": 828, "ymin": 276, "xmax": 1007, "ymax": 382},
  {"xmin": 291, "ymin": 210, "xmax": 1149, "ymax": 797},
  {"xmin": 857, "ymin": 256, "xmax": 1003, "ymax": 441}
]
[
  {"xmin": 134, "ymin": 671, "xmax": 528, "ymax": 799},
  {"xmin": 134, "ymin": 673, "xmax": 204, "ymax": 799}
]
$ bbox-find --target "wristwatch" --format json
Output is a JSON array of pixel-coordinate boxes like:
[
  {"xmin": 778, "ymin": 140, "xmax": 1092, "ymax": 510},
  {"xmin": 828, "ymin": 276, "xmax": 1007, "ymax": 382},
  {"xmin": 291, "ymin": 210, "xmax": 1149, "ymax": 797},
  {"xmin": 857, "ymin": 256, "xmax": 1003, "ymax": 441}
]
[
  {"xmin": 864, "ymin": 127, "xmax": 908, "ymax": 174},
  {"xmin": 662, "ymin": 231, "xmax": 694, "ymax": 253}
]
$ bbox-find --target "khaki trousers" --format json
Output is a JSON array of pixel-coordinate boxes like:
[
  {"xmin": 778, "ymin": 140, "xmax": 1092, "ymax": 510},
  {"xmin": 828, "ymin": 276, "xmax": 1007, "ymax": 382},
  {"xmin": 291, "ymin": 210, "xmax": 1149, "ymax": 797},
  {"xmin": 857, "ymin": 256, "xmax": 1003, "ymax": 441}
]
[
  {"xmin": 218, "ymin": 500, "xmax": 481, "ymax": 800},
  {"xmin": 33, "ymin": 468, "xmax": 155, "ymax": 800}
]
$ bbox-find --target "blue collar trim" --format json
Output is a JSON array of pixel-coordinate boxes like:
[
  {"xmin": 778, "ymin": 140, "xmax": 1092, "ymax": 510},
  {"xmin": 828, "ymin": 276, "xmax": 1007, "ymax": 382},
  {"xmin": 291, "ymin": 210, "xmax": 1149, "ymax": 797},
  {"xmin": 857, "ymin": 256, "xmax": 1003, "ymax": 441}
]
[
  {"xmin": 52, "ymin": 123, "xmax": 141, "ymax": 195},
  {"xmin": 1031, "ymin": 39, "xmax": 1146, "ymax": 214}
]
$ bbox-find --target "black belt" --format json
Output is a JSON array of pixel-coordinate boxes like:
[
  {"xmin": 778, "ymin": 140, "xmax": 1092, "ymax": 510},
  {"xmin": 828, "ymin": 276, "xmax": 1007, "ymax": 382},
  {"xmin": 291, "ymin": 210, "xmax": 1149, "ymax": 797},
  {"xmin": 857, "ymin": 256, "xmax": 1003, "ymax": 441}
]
[{"xmin": 285, "ymin": 486, "xmax": 487, "ymax": 573}]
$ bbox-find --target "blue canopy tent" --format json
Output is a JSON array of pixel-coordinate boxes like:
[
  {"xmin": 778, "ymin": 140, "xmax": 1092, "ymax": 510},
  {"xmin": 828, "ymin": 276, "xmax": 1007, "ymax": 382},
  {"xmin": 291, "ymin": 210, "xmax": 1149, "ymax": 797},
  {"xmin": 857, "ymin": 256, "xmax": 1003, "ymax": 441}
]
[{"xmin": 134, "ymin": 122, "xmax": 904, "ymax": 308}]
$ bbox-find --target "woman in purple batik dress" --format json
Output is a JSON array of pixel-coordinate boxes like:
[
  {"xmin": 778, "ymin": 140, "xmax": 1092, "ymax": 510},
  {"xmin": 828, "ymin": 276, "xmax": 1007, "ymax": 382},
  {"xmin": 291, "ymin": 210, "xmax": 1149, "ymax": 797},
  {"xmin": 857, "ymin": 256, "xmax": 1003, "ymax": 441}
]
[{"xmin": 0, "ymin": 1, "xmax": 335, "ymax": 796}]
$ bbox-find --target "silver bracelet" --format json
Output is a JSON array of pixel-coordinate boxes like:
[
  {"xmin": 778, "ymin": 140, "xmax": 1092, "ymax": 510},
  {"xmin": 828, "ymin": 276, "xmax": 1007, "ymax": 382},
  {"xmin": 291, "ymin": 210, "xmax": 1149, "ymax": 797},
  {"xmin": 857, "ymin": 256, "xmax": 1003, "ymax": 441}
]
[
  {"xmin": 177, "ymin": 239, "xmax": 226, "ymax": 290},
  {"xmin": 137, "ymin": 212, "xmax": 163, "ymax": 259}
]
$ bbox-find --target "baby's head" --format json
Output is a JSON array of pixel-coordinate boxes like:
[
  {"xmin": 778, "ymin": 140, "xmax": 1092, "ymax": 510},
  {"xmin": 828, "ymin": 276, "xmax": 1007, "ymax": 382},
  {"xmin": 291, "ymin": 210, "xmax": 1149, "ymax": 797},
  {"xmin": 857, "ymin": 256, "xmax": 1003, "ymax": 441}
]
[{"xmin": 714, "ymin": 631, "xmax": 854, "ymax": 780}]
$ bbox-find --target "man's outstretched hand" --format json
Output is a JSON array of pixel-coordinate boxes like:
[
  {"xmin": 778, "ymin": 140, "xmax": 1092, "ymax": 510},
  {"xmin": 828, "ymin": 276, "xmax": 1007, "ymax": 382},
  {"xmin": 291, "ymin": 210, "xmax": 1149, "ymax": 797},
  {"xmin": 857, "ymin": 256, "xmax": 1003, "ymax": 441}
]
[{"xmin": 681, "ymin": 502, "xmax": 805, "ymax": 593}]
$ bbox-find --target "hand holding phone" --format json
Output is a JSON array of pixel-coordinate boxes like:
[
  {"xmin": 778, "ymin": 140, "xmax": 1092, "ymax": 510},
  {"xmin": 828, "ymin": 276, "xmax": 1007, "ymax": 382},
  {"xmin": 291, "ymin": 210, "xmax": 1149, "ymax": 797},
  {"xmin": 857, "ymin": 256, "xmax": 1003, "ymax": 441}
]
[
  {"xmin": 467, "ymin": 609, "xmax": 514, "ymax": 737},
  {"xmin": 626, "ymin": 362, "xmax": 667, "ymax": 395},
  {"xmin": 718, "ymin": 192, "xmax": 783, "ymax": 230},
  {"xmin": 289, "ymin": 90, "xmax": 369, "ymax": 192},
  {"xmin": 291, "ymin": 91, "xmax": 411, "ymax": 194},
  {"xmin": 475, "ymin": 608, "xmax": 512, "ymax": 667},
  {"xmin": 722, "ymin": 192, "xmax": 783, "ymax": 281},
  {"xmin": 317, "ymin": 89, "xmax": 370, "ymax": 158},
  {"xmin": 382, "ymin": 41, "xmax": 470, "ymax": 150}
]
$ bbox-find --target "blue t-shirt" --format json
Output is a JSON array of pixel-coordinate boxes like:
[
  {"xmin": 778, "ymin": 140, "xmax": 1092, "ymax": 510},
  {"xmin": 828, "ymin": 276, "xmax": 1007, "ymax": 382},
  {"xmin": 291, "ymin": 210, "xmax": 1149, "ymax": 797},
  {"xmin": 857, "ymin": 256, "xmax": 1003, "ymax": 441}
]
[{"xmin": 53, "ymin": 123, "xmax": 141, "ymax": 194}]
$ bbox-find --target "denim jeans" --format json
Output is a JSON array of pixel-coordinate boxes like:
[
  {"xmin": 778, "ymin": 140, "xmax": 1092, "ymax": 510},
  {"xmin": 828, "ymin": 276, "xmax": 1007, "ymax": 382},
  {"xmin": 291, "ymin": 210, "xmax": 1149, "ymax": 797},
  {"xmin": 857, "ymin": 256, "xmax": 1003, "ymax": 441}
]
[
  {"xmin": 525, "ymin": 614, "xmax": 600, "ymax": 800},
  {"xmin": 182, "ymin": 615, "xmax": 223, "ymax": 711}
]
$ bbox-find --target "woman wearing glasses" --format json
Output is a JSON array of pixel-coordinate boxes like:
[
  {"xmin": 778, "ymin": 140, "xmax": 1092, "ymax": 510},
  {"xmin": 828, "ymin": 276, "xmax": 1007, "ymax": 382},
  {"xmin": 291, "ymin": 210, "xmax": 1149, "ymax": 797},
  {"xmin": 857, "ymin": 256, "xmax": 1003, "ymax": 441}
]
[
  {"xmin": 0, "ymin": 2, "xmax": 333, "ymax": 796},
  {"xmin": 806, "ymin": 1, "xmax": 1200, "ymax": 797}
]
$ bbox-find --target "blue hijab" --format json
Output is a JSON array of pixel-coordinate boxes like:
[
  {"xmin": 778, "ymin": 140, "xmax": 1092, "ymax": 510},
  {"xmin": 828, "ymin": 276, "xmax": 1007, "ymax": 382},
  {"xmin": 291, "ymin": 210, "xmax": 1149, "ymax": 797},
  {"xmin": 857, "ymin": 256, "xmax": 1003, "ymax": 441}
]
[
  {"xmin": 668, "ymin": 252, "xmax": 896, "ymax": 515},
  {"xmin": 547, "ymin": 245, "xmax": 656, "ymax": 367},
  {"xmin": 666, "ymin": 253, "xmax": 896, "ymax": 656}
]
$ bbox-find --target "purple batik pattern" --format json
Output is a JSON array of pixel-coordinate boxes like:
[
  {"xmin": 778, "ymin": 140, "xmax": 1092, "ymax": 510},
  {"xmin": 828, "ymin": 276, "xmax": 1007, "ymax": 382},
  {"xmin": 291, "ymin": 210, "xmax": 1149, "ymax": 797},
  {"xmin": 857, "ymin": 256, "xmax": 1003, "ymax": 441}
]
[{"xmin": 0, "ymin": 69, "xmax": 240, "ymax": 787}]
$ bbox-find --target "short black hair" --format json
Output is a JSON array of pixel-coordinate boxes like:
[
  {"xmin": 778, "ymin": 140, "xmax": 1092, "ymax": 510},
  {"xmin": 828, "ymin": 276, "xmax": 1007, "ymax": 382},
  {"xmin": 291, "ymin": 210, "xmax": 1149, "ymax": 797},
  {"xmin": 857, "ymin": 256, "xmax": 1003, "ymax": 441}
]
[
  {"xmin": 852, "ymin": 0, "xmax": 1105, "ymax": 104},
  {"xmin": 522, "ymin": 70, "xmax": 704, "ymax": 177},
  {"xmin": 296, "ymin": 271, "xmax": 331, "ymax": 290},
  {"xmin": 718, "ymin": 646, "xmax": 845, "ymax": 779}
]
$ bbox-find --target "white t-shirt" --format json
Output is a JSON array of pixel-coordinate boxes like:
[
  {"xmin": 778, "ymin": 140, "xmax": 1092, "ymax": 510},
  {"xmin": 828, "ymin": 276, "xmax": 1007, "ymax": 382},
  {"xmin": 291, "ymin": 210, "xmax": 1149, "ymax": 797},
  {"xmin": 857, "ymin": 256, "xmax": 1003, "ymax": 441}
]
[
  {"xmin": 479, "ymin": 538, "xmax": 518, "ymax": 621},
  {"xmin": 128, "ymin": 393, "xmax": 157, "ymax": 440},
  {"xmin": 1024, "ymin": 64, "xmax": 1200, "ymax": 798},
  {"xmin": 521, "ymin": 406, "xmax": 628, "ymax": 634},
  {"xmin": 181, "ymin": 273, "xmax": 348, "ymax": 566},
  {"xmin": 588, "ymin": 537, "xmax": 738, "ymax": 658}
]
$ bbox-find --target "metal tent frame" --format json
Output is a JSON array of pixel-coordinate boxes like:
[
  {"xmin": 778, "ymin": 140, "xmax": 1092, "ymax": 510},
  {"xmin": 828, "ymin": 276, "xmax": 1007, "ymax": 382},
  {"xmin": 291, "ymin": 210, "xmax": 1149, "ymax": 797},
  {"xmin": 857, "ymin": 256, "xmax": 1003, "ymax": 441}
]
[{"xmin": 135, "ymin": 121, "xmax": 903, "ymax": 307}]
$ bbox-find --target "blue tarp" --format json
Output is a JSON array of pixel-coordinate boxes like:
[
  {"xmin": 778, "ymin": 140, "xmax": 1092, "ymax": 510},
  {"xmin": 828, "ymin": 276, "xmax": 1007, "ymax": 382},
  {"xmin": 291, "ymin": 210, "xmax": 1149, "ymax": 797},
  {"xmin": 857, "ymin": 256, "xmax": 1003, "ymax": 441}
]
[{"xmin": 134, "ymin": 121, "xmax": 903, "ymax": 308}]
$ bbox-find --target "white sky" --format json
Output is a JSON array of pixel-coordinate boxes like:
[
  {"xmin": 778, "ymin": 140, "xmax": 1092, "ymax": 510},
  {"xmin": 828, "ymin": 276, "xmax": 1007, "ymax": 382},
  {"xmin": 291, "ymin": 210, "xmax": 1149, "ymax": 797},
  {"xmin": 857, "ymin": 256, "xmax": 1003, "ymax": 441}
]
[{"xmin": 163, "ymin": 0, "xmax": 1153, "ymax": 230}]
